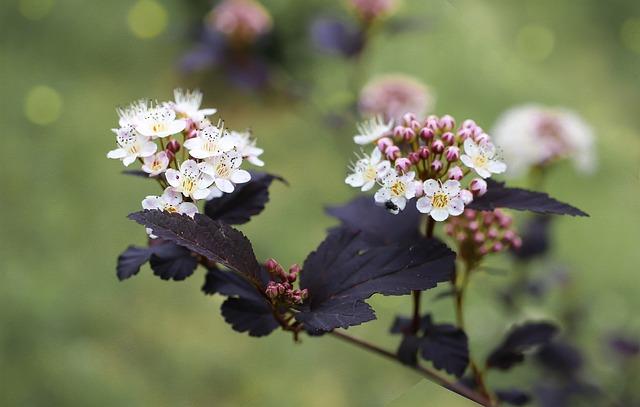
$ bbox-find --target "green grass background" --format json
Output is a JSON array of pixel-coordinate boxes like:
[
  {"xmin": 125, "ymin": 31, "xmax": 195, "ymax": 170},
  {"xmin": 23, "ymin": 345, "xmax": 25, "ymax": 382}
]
[{"xmin": 2, "ymin": 0, "xmax": 640, "ymax": 405}]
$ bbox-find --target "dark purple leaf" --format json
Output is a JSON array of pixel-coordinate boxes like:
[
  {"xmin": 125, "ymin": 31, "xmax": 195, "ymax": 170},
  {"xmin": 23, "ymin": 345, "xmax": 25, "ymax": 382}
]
[
  {"xmin": 116, "ymin": 246, "xmax": 152, "ymax": 281},
  {"xmin": 397, "ymin": 335, "xmax": 420, "ymax": 366},
  {"xmin": 326, "ymin": 196, "xmax": 422, "ymax": 245},
  {"xmin": 310, "ymin": 17, "xmax": 365, "ymax": 58},
  {"xmin": 202, "ymin": 267, "xmax": 268, "ymax": 299},
  {"xmin": 468, "ymin": 180, "xmax": 588, "ymax": 217},
  {"xmin": 512, "ymin": 215, "xmax": 552, "ymax": 260},
  {"xmin": 487, "ymin": 321, "xmax": 558, "ymax": 370},
  {"xmin": 390, "ymin": 316, "xmax": 413, "ymax": 334},
  {"xmin": 149, "ymin": 243, "xmax": 198, "ymax": 281},
  {"xmin": 420, "ymin": 317, "xmax": 469, "ymax": 377},
  {"xmin": 204, "ymin": 172, "xmax": 285, "ymax": 225},
  {"xmin": 296, "ymin": 228, "xmax": 455, "ymax": 332},
  {"xmin": 496, "ymin": 389, "xmax": 531, "ymax": 406},
  {"xmin": 220, "ymin": 297, "xmax": 279, "ymax": 337},
  {"xmin": 536, "ymin": 341, "xmax": 583, "ymax": 375},
  {"xmin": 608, "ymin": 334, "xmax": 640, "ymax": 358},
  {"xmin": 128, "ymin": 211, "xmax": 262, "ymax": 283}
]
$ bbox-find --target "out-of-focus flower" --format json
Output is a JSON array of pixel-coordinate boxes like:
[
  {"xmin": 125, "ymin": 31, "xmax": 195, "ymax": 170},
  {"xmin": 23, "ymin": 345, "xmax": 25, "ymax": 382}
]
[
  {"xmin": 460, "ymin": 138, "xmax": 507, "ymax": 179},
  {"xmin": 165, "ymin": 159, "xmax": 214, "ymax": 200},
  {"xmin": 349, "ymin": 0, "xmax": 398, "ymax": 22},
  {"xmin": 107, "ymin": 125, "xmax": 157, "ymax": 166},
  {"xmin": 492, "ymin": 105, "xmax": 596, "ymax": 177},
  {"xmin": 354, "ymin": 116, "xmax": 393, "ymax": 145},
  {"xmin": 200, "ymin": 151, "xmax": 251, "ymax": 193},
  {"xmin": 141, "ymin": 151, "xmax": 170, "ymax": 176},
  {"xmin": 116, "ymin": 99, "xmax": 149, "ymax": 128},
  {"xmin": 168, "ymin": 89, "xmax": 217, "ymax": 122},
  {"xmin": 359, "ymin": 74, "xmax": 434, "ymax": 123},
  {"xmin": 346, "ymin": 147, "xmax": 391, "ymax": 191},
  {"xmin": 374, "ymin": 171, "xmax": 417, "ymax": 214},
  {"xmin": 228, "ymin": 130, "xmax": 264, "ymax": 166},
  {"xmin": 142, "ymin": 187, "xmax": 199, "ymax": 217},
  {"xmin": 184, "ymin": 123, "xmax": 235, "ymax": 159},
  {"xmin": 416, "ymin": 180, "xmax": 466, "ymax": 221},
  {"xmin": 136, "ymin": 105, "xmax": 187, "ymax": 139},
  {"xmin": 208, "ymin": 0, "xmax": 273, "ymax": 44}
]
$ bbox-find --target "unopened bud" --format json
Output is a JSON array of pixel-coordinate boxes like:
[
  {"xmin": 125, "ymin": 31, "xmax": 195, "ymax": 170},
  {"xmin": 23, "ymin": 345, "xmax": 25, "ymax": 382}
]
[
  {"xmin": 265, "ymin": 258, "xmax": 279, "ymax": 272},
  {"xmin": 460, "ymin": 189, "xmax": 473, "ymax": 204},
  {"xmin": 408, "ymin": 152, "xmax": 421, "ymax": 165},
  {"xmin": 431, "ymin": 139, "xmax": 445, "ymax": 154},
  {"xmin": 463, "ymin": 119, "xmax": 477, "ymax": 129},
  {"xmin": 511, "ymin": 236, "xmax": 523, "ymax": 249},
  {"xmin": 288, "ymin": 264, "xmax": 301, "ymax": 282},
  {"xmin": 165, "ymin": 150, "xmax": 175, "ymax": 161},
  {"xmin": 419, "ymin": 146, "xmax": 430, "ymax": 159},
  {"xmin": 483, "ymin": 213, "xmax": 495, "ymax": 226},
  {"xmin": 470, "ymin": 178, "xmax": 487, "ymax": 196},
  {"xmin": 439, "ymin": 115, "xmax": 456, "ymax": 131},
  {"xmin": 393, "ymin": 125, "xmax": 404, "ymax": 139},
  {"xmin": 465, "ymin": 209, "xmax": 477, "ymax": 219},
  {"xmin": 430, "ymin": 159, "xmax": 443, "ymax": 172},
  {"xmin": 402, "ymin": 112, "xmax": 416, "ymax": 125},
  {"xmin": 410, "ymin": 120, "xmax": 422, "ymax": 132},
  {"xmin": 425, "ymin": 117, "xmax": 439, "ymax": 131},
  {"xmin": 479, "ymin": 246, "xmax": 489, "ymax": 256},
  {"xmin": 473, "ymin": 232, "xmax": 485, "ymax": 243},
  {"xmin": 468, "ymin": 220, "xmax": 479, "ymax": 232},
  {"xmin": 377, "ymin": 137, "xmax": 393, "ymax": 153},
  {"xmin": 403, "ymin": 127, "xmax": 416, "ymax": 142},
  {"xmin": 456, "ymin": 232, "xmax": 467, "ymax": 242},
  {"xmin": 185, "ymin": 129, "xmax": 198, "ymax": 139},
  {"xmin": 445, "ymin": 146, "xmax": 460, "ymax": 162},
  {"xmin": 395, "ymin": 157, "xmax": 412, "ymax": 173},
  {"xmin": 265, "ymin": 283, "xmax": 279, "ymax": 299},
  {"xmin": 167, "ymin": 139, "xmax": 181, "ymax": 153},
  {"xmin": 442, "ymin": 132, "xmax": 455, "ymax": 145},
  {"xmin": 448, "ymin": 166, "xmax": 464, "ymax": 181},
  {"xmin": 492, "ymin": 242, "xmax": 504, "ymax": 252},
  {"xmin": 475, "ymin": 132, "xmax": 490, "ymax": 144},
  {"xmin": 503, "ymin": 230, "xmax": 516, "ymax": 242},
  {"xmin": 487, "ymin": 228, "xmax": 499, "ymax": 239},
  {"xmin": 419, "ymin": 127, "xmax": 435, "ymax": 141},
  {"xmin": 386, "ymin": 145, "xmax": 401, "ymax": 160},
  {"xmin": 457, "ymin": 128, "xmax": 472, "ymax": 141}
]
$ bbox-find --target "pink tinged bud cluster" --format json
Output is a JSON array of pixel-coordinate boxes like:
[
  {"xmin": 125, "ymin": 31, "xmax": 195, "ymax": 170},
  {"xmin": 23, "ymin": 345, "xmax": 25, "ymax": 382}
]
[
  {"xmin": 349, "ymin": 0, "xmax": 398, "ymax": 22},
  {"xmin": 107, "ymin": 89, "xmax": 265, "ymax": 215},
  {"xmin": 264, "ymin": 259, "xmax": 308, "ymax": 305},
  {"xmin": 208, "ymin": 0, "xmax": 273, "ymax": 44},
  {"xmin": 345, "ymin": 112, "xmax": 508, "ymax": 220},
  {"xmin": 444, "ymin": 209, "xmax": 522, "ymax": 262}
]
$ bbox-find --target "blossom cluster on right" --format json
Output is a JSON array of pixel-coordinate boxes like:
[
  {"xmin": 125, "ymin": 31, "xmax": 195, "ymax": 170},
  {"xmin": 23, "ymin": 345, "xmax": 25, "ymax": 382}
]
[{"xmin": 345, "ymin": 113, "xmax": 507, "ymax": 221}]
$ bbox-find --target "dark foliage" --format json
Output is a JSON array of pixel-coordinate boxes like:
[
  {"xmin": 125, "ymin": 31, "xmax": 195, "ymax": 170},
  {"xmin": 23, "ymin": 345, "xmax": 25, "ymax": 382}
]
[
  {"xmin": 326, "ymin": 196, "xmax": 422, "ymax": 245},
  {"xmin": 128, "ymin": 211, "xmax": 262, "ymax": 282},
  {"xmin": 487, "ymin": 322, "xmax": 558, "ymax": 370},
  {"xmin": 116, "ymin": 246, "xmax": 153, "ymax": 281},
  {"xmin": 149, "ymin": 243, "xmax": 199, "ymax": 281},
  {"xmin": 397, "ymin": 335, "xmax": 421, "ymax": 366},
  {"xmin": 536, "ymin": 341, "xmax": 583, "ymax": 376},
  {"xmin": 512, "ymin": 215, "xmax": 553, "ymax": 260},
  {"xmin": 295, "ymin": 228, "xmax": 454, "ymax": 332},
  {"xmin": 468, "ymin": 181, "xmax": 588, "ymax": 217},
  {"xmin": 496, "ymin": 389, "xmax": 531, "ymax": 406},
  {"xmin": 204, "ymin": 172, "xmax": 285, "ymax": 225}
]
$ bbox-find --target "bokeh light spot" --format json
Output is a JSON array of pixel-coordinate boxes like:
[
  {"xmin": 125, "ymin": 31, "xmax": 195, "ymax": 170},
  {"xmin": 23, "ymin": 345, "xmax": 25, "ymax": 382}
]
[
  {"xmin": 18, "ymin": 0, "xmax": 54, "ymax": 20},
  {"xmin": 24, "ymin": 86, "xmax": 63, "ymax": 126},
  {"xmin": 516, "ymin": 24, "xmax": 555, "ymax": 62},
  {"xmin": 127, "ymin": 0, "xmax": 168, "ymax": 39},
  {"xmin": 621, "ymin": 18, "xmax": 640, "ymax": 54}
]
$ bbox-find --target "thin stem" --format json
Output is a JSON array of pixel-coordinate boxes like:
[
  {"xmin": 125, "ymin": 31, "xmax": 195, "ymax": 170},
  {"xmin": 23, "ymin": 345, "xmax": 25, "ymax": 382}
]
[
  {"xmin": 329, "ymin": 330, "xmax": 494, "ymax": 406},
  {"xmin": 411, "ymin": 217, "xmax": 436, "ymax": 333}
]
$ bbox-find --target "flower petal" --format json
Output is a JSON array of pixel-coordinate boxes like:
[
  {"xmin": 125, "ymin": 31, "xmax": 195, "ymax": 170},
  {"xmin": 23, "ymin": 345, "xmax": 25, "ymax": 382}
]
[
  {"xmin": 488, "ymin": 160, "xmax": 507, "ymax": 174},
  {"xmin": 430, "ymin": 208, "xmax": 450, "ymax": 222},
  {"xmin": 416, "ymin": 196, "xmax": 432, "ymax": 214},
  {"xmin": 165, "ymin": 169, "xmax": 181, "ymax": 188},
  {"xmin": 460, "ymin": 154, "xmax": 474, "ymax": 168},
  {"xmin": 448, "ymin": 197, "xmax": 465, "ymax": 216},
  {"xmin": 230, "ymin": 169, "xmax": 251, "ymax": 184},
  {"xmin": 374, "ymin": 188, "xmax": 390, "ymax": 203},
  {"xmin": 107, "ymin": 148, "xmax": 127, "ymax": 159},
  {"xmin": 442, "ymin": 180, "xmax": 461, "ymax": 197},
  {"xmin": 423, "ymin": 179, "xmax": 440, "ymax": 197},
  {"xmin": 216, "ymin": 178, "xmax": 234, "ymax": 193},
  {"xmin": 162, "ymin": 187, "xmax": 183, "ymax": 206},
  {"xmin": 464, "ymin": 138, "xmax": 479, "ymax": 156}
]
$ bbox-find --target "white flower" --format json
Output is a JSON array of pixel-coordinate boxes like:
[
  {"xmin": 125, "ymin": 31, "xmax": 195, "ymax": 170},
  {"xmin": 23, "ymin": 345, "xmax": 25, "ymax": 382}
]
[
  {"xmin": 460, "ymin": 138, "xmax": 507, "ymax": 179},
  {"xmin": 142, "ymin": 187, "xmax": 199, "ymax": 217},
  {"xmin": 136, "ymin": 105, "xmax": 186, "ymax": 139},
  {"xmin": 228, "ymin": 130, "xmax": 264, "ymax": 166},
  {"xmin": 169, "ymin": 88, "xmax": 217, "ymax": 122},
  {"xmin": 165, "ymin": 160, "xmax": 214, "ymax": 200},
  {"xmin": 141, "ymin": 151, "xmax": 170, "ymax": 176},
  {"xmin": 116, "ymin": 99, "xmax": 149, "ymax": 127},
  {"xmin": 107, "ymin": 125, "xmax": 157, "ymax": 166},
  {"xmin": 491, "ymin": 105, "xmax": 596, "ymax": 177},
  {"xmin": 183, "ymin": 124, "xmax": 235, "ymax": 159},
  {"xmin": 353, "ymin": 116, "xmax": 393, "ymax": 145},
  {"xmin": 345, "ymin": 148, "xmax": 391, "ymax": 191},
  {"xmin": 416, "ymin": 180, "xmax": 465, "ymax": 221},
  {"xmin": 374, "ymin": 171, "xmax": 417, "ymax": 214},
  {"xmin": 199, "ymin": 151, "xmax": 251, "ymax": 193}
]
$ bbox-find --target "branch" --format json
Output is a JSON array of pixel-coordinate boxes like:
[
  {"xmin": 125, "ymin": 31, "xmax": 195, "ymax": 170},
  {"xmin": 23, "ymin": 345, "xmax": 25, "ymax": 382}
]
[{"xmin": 329, "ymin": 330, "xmax": 495, "ymax": 406}]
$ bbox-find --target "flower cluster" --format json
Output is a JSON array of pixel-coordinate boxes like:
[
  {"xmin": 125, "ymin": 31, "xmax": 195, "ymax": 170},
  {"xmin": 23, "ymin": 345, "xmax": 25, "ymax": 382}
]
[
  {"xmin": 264, "ymin": 259, "xmax": 309, "ymax": 306},
  {"xmin": 107, "ymin": 89, "xmax": 264, "ymax": 227},
  {"xmin": 345, "ymin": 113, "xmax": 507, "ymax": 220},
  {"xmin": 349, "ymin": 0, "xmax": 398, "ymax": 22},
  {"xmin": 207, "ymin": 0, "xmax": 273, "ymax": 44},
  {"xmin": 492, "ymin": 104, "xmax": 596, "ymax": 177},
  {"xmin": 358, "ymin": 74, "xmax": 434, "ymax": 123},
  {"xmin": 444, "ymin": 209, "xmax": 522, "ymax": 263}
]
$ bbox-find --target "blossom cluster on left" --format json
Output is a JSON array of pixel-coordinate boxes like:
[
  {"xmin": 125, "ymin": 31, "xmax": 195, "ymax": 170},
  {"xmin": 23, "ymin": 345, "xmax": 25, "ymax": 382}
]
[{"xmin": 107, "ymin": 89, "xmax": 264, "ymax": 233}]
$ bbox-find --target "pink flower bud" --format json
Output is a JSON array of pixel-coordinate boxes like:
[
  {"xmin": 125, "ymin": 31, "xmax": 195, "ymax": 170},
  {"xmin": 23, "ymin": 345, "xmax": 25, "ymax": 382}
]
[
  {"xmin": 403, "ymin": 127, "xmax": 416, "ymax": 142},
  {"xmin": 265, "ymin": 283, "xmax": 279, "ymax": 299},
  {"xmin": 419, "ymin": 146, "xmax": 430, "ymax": 159},
  {"xmin": 479, "ymin": 246, "xmax": 489, "ymax": 256},
  {"xmin": 448, "ymin": 166, "xmax": 464, "ymax": 180},
  {"xmin": 465, "ymin": 209, "xmax": 477, "ymax": 219},
  {"xmin": 492, "ymin": 242, "xmax": 504, "ymax": 252},
  {"xmin": 443, "ymin": 224, "xmax": 454, "ymax": 235},
  {"xmin": 475, "ymin": 132, "xmax": 490, "ymax": 144},
  {"xmin": 439, "ymin": 115, "xmax": 456, "ymax": 131},
  {"xmin": 445, "ymin": 146, "xmax": 460, "ymax": 162},
  {"xmin": 483, "ymin": 213, "xmax": 495, "ymax": 226},
  {"xmin": 431, "ymin": 139, "xmax": 445, "ymax": 153},
  {"xmin": 430, "ymin": 159, "xmax": 443, "ymax": 172},
  {"xmin": 426, "ymin": 117, "xmax": 439, "ymax": 131},
  {"xmin": 408, "ymin": 152, "xmax": 421, "ymax": 165},
  {"xmin": 395, "ymin": 157, "xmax": 412, "ymax": 173},
  {"xmin": 503, "ymin": 230, "xmax": 516, "ymax": 242},
  {"xmin": 166, "ymin": 139, "xmax": 181, "ymax": 153},
  {"xmin": 386, "ymin": 145, "xmax": 401, "ymax": 160},
  {"xmin": 456, "ymin": 232, "xmax": 467, "ymax": 242},
  {"xmin": 468, "ymin": 220, "xmax": 479, "ymax": 232},
  {"xmin": 460, "ymin": 189, "xmax": 473, "ymax": 204},
  {"xmin": 300, "ymin": 288, "xmax": 309, "ymax": 300},
  {"xmin": 402, "ymin": 112, "xmax": 416, "ymax": 125},
  {"xmin": 265, "ymin": 258, "xmax": 279, "ymax": 272},
  {"xmin": 185, "ymin": 129, "xmax": 197, "ymax": 139},
  {"xmin": 410, "ymin": 120, "xmax": 422, "ymax": 132},
  {"xmin": 419, "ymin": 127, "xmax": 435, "ymax": 141},
  {"xmin": 474, "ymin": 232, "xmax": 485, "ymax": 243},
  {"xmin": 165, "ymin": 150, "xmax": 175, "ymax": 161},
  {"xmin": 487, "ymin": 228, "xmax": 499, "ymax": 239},
  {"xmin": 288, "ymin": 264, "xmax": 301, "ymax": 282},
  {"xmin": 470, "ymin": 178, "xmax": 487, "ymax": 196},
  {"xmin": 463, "ymin": 119, "xmax": 477, "ymax": 129},
  {"xmin": 511, "ymin": 236, "xmax": 523, "ymax": 249},
  {"xmin": 441, "ymin": 132, "xmax": 455, "ymax": 145},
  {"xmin": 457, "ymin": 128, "xmax": 472, "ymax": 141},
  {"xmin": 377, "ymin": 137, "xmax": 393, "ymax": 152},
  {"xmin": 393, "ymin": 125, "xmax": 405, "ymax": 139}
]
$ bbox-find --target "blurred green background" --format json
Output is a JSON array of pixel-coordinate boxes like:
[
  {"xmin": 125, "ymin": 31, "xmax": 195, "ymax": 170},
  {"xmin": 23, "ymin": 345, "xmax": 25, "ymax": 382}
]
[{"xmin": 2, "ymin": 0, "xmax": 640, "ymax": 405}]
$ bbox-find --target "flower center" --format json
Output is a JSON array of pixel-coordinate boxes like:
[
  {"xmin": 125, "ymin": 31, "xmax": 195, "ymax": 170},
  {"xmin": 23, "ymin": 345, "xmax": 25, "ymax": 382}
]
[
  {"xmin": 432, "ymin": 192, "xmax": 449, "ymax": 209},
  {"xmin": 473, "ymin": 155, "xmax": 488, "ymax": 167},
  {"xmin": 128, "ymin": 144, "xmax": 139, "ymax": 154},
  {"xmin": 364, "ymin": 166, "xmax": 377, "ymax": 181},
  {"xmin": 215, "ymin": 163, "xmax": 231, "ymax": 178},
  {"xmin": 152, "ymin": 122, "xmax": 167, "ymax": 133},
  {"xmin": 164, "ymin": 205, "xmax": 178, "ymax": 213},
  {"xmin": 390, "ymin": 181, "xmax": 406, "ymax": 197},
  {"xmin": 182, "ymin": 177, "xmax": 196, "ymax": 194}
]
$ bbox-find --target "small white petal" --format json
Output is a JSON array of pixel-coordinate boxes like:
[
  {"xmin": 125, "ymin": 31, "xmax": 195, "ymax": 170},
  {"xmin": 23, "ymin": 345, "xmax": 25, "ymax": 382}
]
[
  {"xmin": 460, "ymin": 154, "xmax": 474, "ymax": 168},
  {"xmin": 165, "ymin": 169, "xmax": 181, "ymax": 188},
  {"xmin": 216, "ymin": 178, "xmax": 235, "ymax": 193},
  {"xmin": 416, "ymin": 196, "xmax": 432, "ymax": 214},
  {"xmin": 423, "ymin": 179, "xmax": 440, "ymax": 197},
  {"xmin": 179, "ymin": 202, "xmax": 199, "ymax": 218},
  {"xmin": 122, "ymin": 155, "xmax": 137, "ymax": 166},
  {"xmin": 192, "ymin": 188, "xmax": 211, "ymax": 200},
  {"xmin": 107, "ymin": 148, "xmax": 127, "ymax": 159},
  {"xmin": 442, "ymin": 180, "xmax": 461, "ymax": 197},
  {"xmin": 488, "ymin": 160, "xmax": 507, "ymax": 174},
  {"xmin": 430, "ymin": 208, "xmax": 450, "ymax": 222},
  {"xmin": 463, "ymin": 138, "xmax": 479, "ymax": 156},
  {"xmin": 448, "ymin": 197, "xmax": 465, "ymax": 216},
  {"xmin": 374, "ymin": 188, "xmax": 390, "ymax": 203},
  {"xmin": 230, "ymin": 169, "xmax": 251, "ymax": 184}
]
